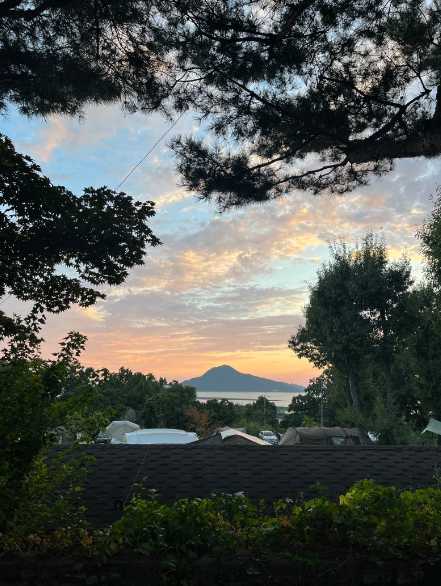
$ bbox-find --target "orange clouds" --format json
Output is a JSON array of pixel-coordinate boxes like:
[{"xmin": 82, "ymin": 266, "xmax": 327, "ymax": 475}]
[
  {"xmin": 8, "ymin": 103, "xmax": 440, "ymax": 387},
  {"xmin": 55, "ymin": 329, "xmax": 317, "ymax": 386}
]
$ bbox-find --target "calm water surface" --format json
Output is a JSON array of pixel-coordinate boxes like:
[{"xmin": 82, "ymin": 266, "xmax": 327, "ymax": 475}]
[{"xmin": 196, "ymin": 390, "xmax": 303, "ymax": 407}]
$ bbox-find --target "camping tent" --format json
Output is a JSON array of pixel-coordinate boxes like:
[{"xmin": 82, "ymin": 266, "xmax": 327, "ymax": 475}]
[
  {"xmin": 105, "ymin": 420, "xmax": 140, "ymax": 444},
  {"xmin": 280, "ymin": 426, "xmax": 370, "ymax": 446},
  {"xmin": 124, "ymin": 428, "xmax": 198, "ymax": 444}
]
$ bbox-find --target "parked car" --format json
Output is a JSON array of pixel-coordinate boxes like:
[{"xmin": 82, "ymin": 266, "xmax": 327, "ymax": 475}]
[
  {"xmin": 95, "ymin": 431, "xmax": 111, "ymax": 444},
  {"xmin": 258, "ymin": 430, "xmax": 279, "ymax": 445}
]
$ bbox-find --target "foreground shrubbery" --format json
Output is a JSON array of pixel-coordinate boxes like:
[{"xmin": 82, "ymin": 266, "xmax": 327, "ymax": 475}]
[{"xmin": 3, "ymin": 480, "xmax": 441, "ymax": 561}]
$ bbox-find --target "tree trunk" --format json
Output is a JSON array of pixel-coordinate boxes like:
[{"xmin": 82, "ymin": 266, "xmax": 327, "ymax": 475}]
[{"xmin": 348, "ymin": 371, "xmax": 360, "ymax": 413}]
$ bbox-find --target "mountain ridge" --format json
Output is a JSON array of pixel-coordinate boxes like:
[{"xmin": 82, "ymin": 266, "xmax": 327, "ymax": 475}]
[{"xmin": 182, "ymin": 365, "xmax": 304, "ymax": 393}]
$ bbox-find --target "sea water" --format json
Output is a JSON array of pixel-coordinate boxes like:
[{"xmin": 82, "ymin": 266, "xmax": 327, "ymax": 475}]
[{"xmin": 196, "ymin": 390, "xmax": 303, "ymax": 407}]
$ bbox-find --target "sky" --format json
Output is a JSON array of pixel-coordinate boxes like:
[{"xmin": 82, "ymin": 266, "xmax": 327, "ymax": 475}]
[{"xmin": 2, "ymin": 103, "xmax": 440, "ymax": 386}]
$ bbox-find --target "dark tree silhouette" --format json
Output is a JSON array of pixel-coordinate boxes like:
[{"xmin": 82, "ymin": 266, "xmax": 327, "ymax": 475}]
[
  {"xmin": 289, "ymin": 236, "xmax": 412, "ymax": 413},
  {"xmin": 3, "ymin": 1, "xmax": 441, "ymax": 209},
  {"xmin": 0, "ymin": 135, "xmax": 160, "ymax": 325}
]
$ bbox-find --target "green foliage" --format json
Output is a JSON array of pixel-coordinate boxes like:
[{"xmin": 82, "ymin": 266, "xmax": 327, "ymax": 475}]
[
  {"xmin": 0, "ymin": 355, "xmax": 69, "ymax": 528},
  {"xmin": 5, "ymin": 450, "xmax": 91, "ymax": 538},
  {"xmin": 5, "ymin": 480, "xmax": 441, "ymax": 568},
  {"xmin": 0, "ymin": 331, "xmax": 108, "ymax": 529},
  {"xmin": 142, "ymin": 382, "xmax": 197, "ymax": 429},
  {"xmin": 241, "ymin": 396, "xmax": 278, "ymax": 429},
  {"xmin": 110, "ymin": 495, "xmax": 236, "ymax": 557},
  {"xmin": 283, "ymin": 372, "xmax": 337, "ymax": 428},
  {"xmin": 421, "ymin": 188, "xmax": 441, "ymax": 288},
  {"xmin": 204, "ymin": 399, "xmax": 236, "ymax": 428},
  {"xmin": 0, "ymin": 449, "xmax": 95, "ymax": 555},
  {"xmin": 391, "ymin": 286, "xmax": 441, "ymax": 430},
  {"xmin": 288, "ymin": 235, "xmax": 441, "ymax": 442},
  {"xmin": 290, "ymin": 236, "xmax": 412, "ymax": 410},
  {"xmin": 92, "ymin": 368, "xmax": 160, "ymax": 423},
  {"xmin": 338, "ymin": 480, "xmax": 441, "ymax": 553},
  {"xmin": 164, "ymin": 1, "xmax": 441, "ymax": 207}
]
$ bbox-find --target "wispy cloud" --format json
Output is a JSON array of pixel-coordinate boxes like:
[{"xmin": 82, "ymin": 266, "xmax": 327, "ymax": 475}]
[{"xmin": 4, "ymin": 102, "xmax": 440, "ymax": 385}]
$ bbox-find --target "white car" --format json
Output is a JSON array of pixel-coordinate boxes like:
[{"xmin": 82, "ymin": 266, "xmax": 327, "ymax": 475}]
[{"xmin": 258, "ymin": 430, "xmax": 279, "ymax": 445}]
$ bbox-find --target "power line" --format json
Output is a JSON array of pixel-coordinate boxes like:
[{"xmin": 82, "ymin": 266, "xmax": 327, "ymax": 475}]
[{"xmin": 115, "ymin": 112, "xmax": 185, "ymax": 191}]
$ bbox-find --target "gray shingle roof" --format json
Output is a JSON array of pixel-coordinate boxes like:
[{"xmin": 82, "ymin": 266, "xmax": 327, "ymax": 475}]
[{"xmin": 73, "ymin": 445, "xmax": 441, "ymax": 526}]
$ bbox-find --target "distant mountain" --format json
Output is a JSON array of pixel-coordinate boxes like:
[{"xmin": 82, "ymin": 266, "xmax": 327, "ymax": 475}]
[{"xmin": 183, "ymin": 365, "xmax": 304, "ymax": 393}]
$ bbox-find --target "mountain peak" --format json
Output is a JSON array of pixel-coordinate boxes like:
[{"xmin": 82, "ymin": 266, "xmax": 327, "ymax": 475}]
[
  {"xmin": 183, "ymin": 365, "xmax": 304, "ymax": 393},
  {"xmin": 208, "ymin": 364, "xmax": 238, "ymax": 373}
]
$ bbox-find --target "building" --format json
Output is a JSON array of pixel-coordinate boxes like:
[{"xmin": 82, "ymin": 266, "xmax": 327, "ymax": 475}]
[{"xmin": 69, "ymin": 445, "xmax": 441, "ymax": 527}]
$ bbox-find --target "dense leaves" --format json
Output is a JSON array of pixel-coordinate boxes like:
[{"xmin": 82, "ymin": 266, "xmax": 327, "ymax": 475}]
[
  {"xmin": 288, "ymin": 234, "xmax": 441, "ymax": 442},
  {"xmin": 3, "ymin": 2, "xmax": 441, "ymax": 208},
  {"xmin": 0, "ymin": 331, "xmax": 112, "ymax": 530},
  {"xmin": 284, "ymin": 372, "xmax": 337, "ymax": 427},
  {"xmin": 0, "ymin": 0, "xmax": 136, "ymax": 116},
  {"xmin": 290, "ymin": 236, "xmax": 412, "ymax": 414},
  {"xmin": 167, "ymin": 0, "xmax": 441, "ymax": 207},
  {"xmin": 421, "ymin": 188, "xmax": 441, "ymax": 288},
  {"xmin": 4, "ymin": 479, "xmax": 441, "ymax": 573}
]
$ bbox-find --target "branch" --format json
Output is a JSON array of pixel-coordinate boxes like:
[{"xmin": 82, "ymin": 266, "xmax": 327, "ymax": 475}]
[
  {"xmin": 367, "ymin": 89, "xmax": 430, "ymax": 142},
  {"xmin": 321, "ymin": 74, "xmax": 403, "ymax": 110},
  {"xmin": 250, "ymin": 154, "xmax": 291, "ymax": 170},
  {"xmin": 274, "ymin": 160, "xmax": 348, "ymax": 186},
  {"xmin": 225, "ymin": 77, "xmax": 285, "ymax": 115},
  {"xmin": 347, "ymin": 129, "xmax": 441, "ymax": 164}
]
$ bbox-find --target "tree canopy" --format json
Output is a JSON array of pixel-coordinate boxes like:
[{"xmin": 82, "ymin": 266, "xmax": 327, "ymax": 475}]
[
  {"xmin": 288, "ymin": 234, "xmax": 441, "ymax": 442},
  {"xmin": 290, "ymin": 235, "xmax": 412, "ymax": 413},
  {"xmin": 2, "ymin": 1, "xmax": 441, "ymax": 210},
  {"xmin": 0, "ymin": 135, "xmax": 160, "ymax": 331}
]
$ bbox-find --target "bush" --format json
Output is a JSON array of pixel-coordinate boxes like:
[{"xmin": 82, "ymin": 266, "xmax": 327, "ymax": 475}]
[
  {"xmin": 0, "ymin": 449, "xmax": 93, "ymax": 553},
  {"xmin": 3, "ymin": 480, "xmax": 441, "ymax": 567}
]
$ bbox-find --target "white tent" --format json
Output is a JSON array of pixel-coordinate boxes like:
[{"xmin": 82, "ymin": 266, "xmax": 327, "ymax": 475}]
[
  {"xmin": 219, "ymin": 427, "xmax": 270, "ymax": 445},
  {"xmin": 124, "ymin": 428, "xmax": 198, "ymax": 445},
  {"xmin": 422, "ymin": 418, "xmax": 441, "ymax": 436},
  {"xmin": 106, "ymin": 420, "xmax": 140, "ymax": 444}
]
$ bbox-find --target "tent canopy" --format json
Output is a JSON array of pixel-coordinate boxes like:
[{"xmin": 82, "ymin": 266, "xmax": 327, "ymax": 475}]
[{"xmin": 105, "ymin": 420, "xmax": 140, "ymax": 443}]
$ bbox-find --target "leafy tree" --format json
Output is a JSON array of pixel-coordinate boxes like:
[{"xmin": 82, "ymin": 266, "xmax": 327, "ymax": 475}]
[
  {"xmin": 0, "ymin": 136, "xmax": 160, "ymax": 328},
  {"xmin": 391, "ymin": 285, "xmax": 441, "ymax": 430},
  {"xmin": 184, "ymin": 405, "xmax": 209, "ymax": 436},
  {"xmin": 204, "ymin": 398, "xmax": 236, "ymax": 428},
  {"xmin": 0, "ymin": 0, "xmax": 140, "ymax": 115},
  {"xmin": 4, "ymin": 2, "xmax": 441, "ymax": 211},
  {"xmin": 0, "ymin": 330, "xmax": 106, "ymax": 528},
  {"xmin": 245, "ymin": 396, "xmax": 278, "ymax": 429},
  {"xmin": 127, "ymin": 0, "xmax": 441, "ymax": 208},
  {"xmin": 92, "ymin": 368, "xmax": 161, "ymax": 424},
  {"xmin": 142, "ymin": 382, "xmax": 198, "ymax": 429},
  {"xmin": 290, "ymin": 236, "xmax": 412, "ymax": 414},
  {"xmin": 283, "ymin": 372, "xmax": 337, "ymax": 428},
  {"xmin": 420, "ymin": 189, "xmax": 441, "ymax": 289}
]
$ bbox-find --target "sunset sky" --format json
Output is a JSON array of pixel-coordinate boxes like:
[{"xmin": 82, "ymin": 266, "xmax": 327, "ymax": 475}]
[{"xmin": 3, "ymin": 103, "xmax": 440, "ymax": 386}]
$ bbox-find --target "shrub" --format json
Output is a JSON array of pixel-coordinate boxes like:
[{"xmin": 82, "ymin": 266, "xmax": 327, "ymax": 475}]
[{"xmin": 3, "ymin": 479, "xmax": 441, "ymax": 565}]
